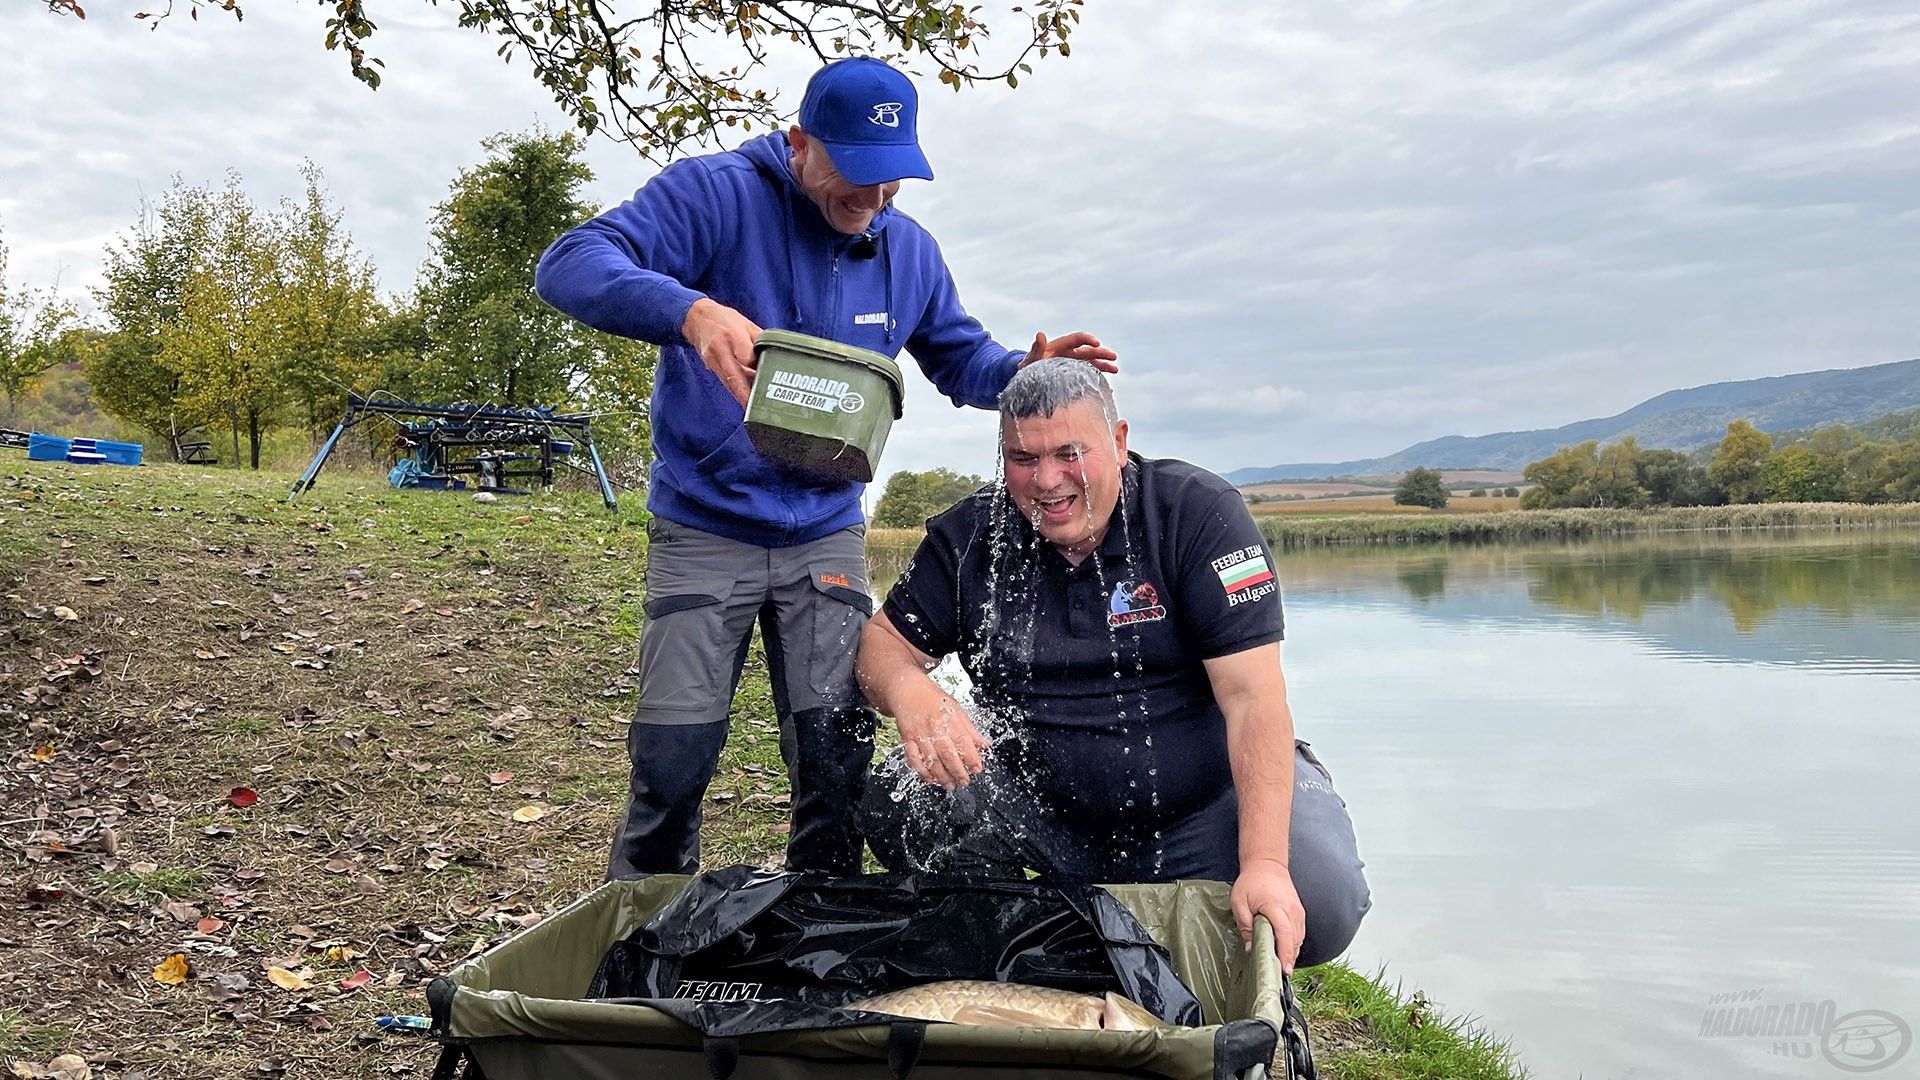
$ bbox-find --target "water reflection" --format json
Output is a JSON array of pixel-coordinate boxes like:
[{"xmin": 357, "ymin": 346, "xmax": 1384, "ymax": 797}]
[{"xmin": 1274, "ymin": 531, "xmax": 1920, "ymax": 677}]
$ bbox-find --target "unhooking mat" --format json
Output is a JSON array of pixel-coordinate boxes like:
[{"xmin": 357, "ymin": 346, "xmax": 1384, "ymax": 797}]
[{"xmin": 428, "ymin": 867, "xmax": 1316, "ymax": 1080}]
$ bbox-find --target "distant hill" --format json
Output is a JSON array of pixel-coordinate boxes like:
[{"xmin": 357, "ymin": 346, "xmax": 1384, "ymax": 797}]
[
  {"xmin": 1771, "ymin": 405, "xmax": 1920, "ymax": 448},
  {"xmin": 1228, "ymin": 358, "xmax": 1920, "ymax": 484}
]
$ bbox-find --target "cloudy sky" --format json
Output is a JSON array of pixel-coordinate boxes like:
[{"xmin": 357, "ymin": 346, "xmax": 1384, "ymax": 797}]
[{"xmin": 4, "ymin": 0, "xmax": 1919, "ymax": 483}]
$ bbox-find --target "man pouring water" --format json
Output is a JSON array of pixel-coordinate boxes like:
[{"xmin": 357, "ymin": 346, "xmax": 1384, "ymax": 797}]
[
  {"xmin": 534, "ymin": 56, "xmax": 1114, "ymax": 879},
  {"xmin": 856, "ymin": 360, "xmax": 1370, "ymax": 971}
]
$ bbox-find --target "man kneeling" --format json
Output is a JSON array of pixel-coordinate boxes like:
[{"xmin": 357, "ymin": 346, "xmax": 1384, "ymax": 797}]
[{"xmin": 856, "ymin": 360, "xmax": 1370, "ymax": 971}]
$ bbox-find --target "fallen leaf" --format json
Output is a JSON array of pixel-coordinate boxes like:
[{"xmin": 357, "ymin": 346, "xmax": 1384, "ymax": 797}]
[
  {"xmin": 510, "ymin": 804, "xmax": 548, "ymax": 823},
  {"xmin": 266, "ymin": 966, "xmax": 313, "ymax": 991},
  {"xmin": 205, "ymin": 971, "xmax": 251, "ymax": 1001},
  {"xmin": 323, "ymin": 858, "xmax": 355, "ymax": 874},
  {"xmin": 338, "ymin": 970, "xmax": 373, "ymax": 992},
  {"xmin": 31, "ymin": 744, "xmax": 55, "ymax": 763},
  {"xmin": 227, "ymin": 787, "xmax": 259, "ymax": 808},
  {"xmin": 197, "ymin": 916, "xmax": 228, "ymax": 934},
  {"xmin": 487, "ymin": 771, "xmax": 513, "ymax": 785},
  {"xmin": 46, "ymin": 1055, "xmax": 90, "ymax": 1080},
  {"xmin": 154, "ymin": 953, "xmax": 191, "ymax": 985},
  {"xmin": 53, "ymin": 606, "xmax": 79, "ymax": 621},
  {"xmin": 161, "ymin": 900, "xmax": 203, "ymax": 923},
  {"xmin": 401, "ymin": 599, "xmax": 425, "ymax": 614},
  {"xmin": 323, "ymin": 945, "xmax": 365, "ymax": 963},
  {"xmin": 25, "ymin": 883, "xmax": 66, "ymax": 903}
]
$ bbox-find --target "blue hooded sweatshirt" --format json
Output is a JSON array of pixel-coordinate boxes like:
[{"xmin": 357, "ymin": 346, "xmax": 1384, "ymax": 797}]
[{"xmin": 534, "ymin": 132, "xmax": 1025, "ymax": 548}]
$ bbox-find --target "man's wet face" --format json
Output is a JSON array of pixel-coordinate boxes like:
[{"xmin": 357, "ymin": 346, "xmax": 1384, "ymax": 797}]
[
  {"xmin": 788, "ymin": 129, "xmax": 900, "ymax": 236},
  {"xmin": 1001, "ymin": 398, "xmax": 1128, "ymax": 559}
]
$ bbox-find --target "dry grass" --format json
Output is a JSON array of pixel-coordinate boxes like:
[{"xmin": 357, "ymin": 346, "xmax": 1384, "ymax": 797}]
[{"xmin": 1238, "ymin": 482, "xmax": 1392, "ymax": 499}]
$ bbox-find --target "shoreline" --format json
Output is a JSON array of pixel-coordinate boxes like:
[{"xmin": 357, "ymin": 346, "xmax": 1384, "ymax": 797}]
[
  {"xmin": 1253, "ymin": 502, "xmax": 1920, "ymax": 549},
  {"xmin": 868, "ymin": 504, "xmax": 1920, "ymax": 553}
]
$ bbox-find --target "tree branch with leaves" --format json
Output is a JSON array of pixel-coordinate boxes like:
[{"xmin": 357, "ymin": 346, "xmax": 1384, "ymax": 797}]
[{"xmin": 46, "ymin": 0, "xmax": 1086, "ymax": 159}]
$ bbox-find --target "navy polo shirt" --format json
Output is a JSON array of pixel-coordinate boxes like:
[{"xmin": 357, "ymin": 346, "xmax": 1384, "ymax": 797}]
[{"xmin": 881, "ymin": 454, "xmax": 1285, "ymax": 832}]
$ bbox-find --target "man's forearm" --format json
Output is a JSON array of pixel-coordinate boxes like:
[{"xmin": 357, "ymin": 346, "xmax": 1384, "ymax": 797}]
[
  {"xmin": 1228, "ymin": 696, "xmax": 1295, "ymax": 869},
  {"xmin": 855, "ymin": 616, "xmax": 943, "ymax": 719}
]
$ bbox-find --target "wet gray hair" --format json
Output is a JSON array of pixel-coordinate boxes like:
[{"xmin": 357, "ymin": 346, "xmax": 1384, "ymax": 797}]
[{"xmin": 998, "ymin": 359, "xmax": 1118, "ymax": 429}]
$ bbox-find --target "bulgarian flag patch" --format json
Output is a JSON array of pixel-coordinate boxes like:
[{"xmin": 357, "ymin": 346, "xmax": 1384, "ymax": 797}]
[{"xmin": 1218, "ymin": 554, "xmax": 1274, "ymax": 593}]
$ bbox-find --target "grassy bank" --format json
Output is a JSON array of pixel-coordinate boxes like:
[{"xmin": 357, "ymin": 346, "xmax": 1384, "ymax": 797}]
[
  {"xmin": 1256, "ymin": 502, "xmax": 1920, "ymax": 550},
  {"xmin": 2, "ymin": 462, "xmax": 1522, "ymax": 1080}
]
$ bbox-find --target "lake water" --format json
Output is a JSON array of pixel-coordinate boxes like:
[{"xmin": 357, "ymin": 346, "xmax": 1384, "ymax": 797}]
[{"xmin": 868, "ymin": 527, "xmax": 1920, "ymax": 1079}]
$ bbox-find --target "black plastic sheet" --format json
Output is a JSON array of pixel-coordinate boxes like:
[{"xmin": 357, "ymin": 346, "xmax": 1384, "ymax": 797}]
[{"xmin": 587, "ymin": 867, "xmax": 1206, "ymax": 1038}]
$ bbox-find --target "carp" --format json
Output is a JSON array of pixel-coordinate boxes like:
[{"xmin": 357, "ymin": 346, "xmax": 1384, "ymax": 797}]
[{"xmin": 850, "ymin": 980, "xmax": 1167, "ymax": 1030}]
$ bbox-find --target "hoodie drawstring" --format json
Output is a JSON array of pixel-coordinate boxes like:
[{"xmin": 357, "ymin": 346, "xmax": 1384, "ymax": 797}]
[{"xmin": 882, "ymin": 230, "xmax": 897, "ymax": 347}]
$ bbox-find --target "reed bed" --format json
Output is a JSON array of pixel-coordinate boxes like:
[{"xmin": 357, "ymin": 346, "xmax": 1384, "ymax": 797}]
[{"xmin": 1255, "ymin": 502, "xmax": 1920, "ymax": 550}]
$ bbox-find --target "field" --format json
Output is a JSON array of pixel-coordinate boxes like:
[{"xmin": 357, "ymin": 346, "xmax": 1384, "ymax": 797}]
[
  {"xmin": 1248, "ymin": 494, "xmax": 1523, "ymax": 516},
  {"xmin": 1, "ymin": 461, "xmax": 1523, "ymax": 1080},
  {"xmin": 1255, "ymin": 502, "xmax": 1920, "ymax": 549}
]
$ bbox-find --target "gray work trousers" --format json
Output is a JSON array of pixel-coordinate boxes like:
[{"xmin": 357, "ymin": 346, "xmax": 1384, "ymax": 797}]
[{"xmin": 611, "ymin": 516, "xmax": 875, "ymax": 878}]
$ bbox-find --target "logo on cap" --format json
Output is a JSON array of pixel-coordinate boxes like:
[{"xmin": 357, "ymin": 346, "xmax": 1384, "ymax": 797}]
[{"xmin": 868, "ymin": 102, "xmax": 903, "ymax": 128}]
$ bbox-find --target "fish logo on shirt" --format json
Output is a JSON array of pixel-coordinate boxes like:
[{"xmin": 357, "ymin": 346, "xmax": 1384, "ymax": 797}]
[{"xmin": 1108, "ymin": 579, "xmax": 1167, "ymax": 628}]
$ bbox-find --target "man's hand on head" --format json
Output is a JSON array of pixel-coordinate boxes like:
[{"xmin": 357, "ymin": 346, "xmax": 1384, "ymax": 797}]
[
  {"xmin": 683, "ymin": 298, "xmax": 764, "ymax": 406},
  {"xmin": 1020, "ymin": 331, "xmax": 1120, "ymax": 374},
  {"xmin": 1232, "ymin": 857, "xmax": 1307, "ymax": 974},
  {"xmin": 896, "ymin": 692, "xmax": 991, "ymax": 792}
]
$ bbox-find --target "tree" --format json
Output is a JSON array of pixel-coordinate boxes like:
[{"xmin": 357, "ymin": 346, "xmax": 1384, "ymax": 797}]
[
  {"xmin": 413, "ymin": 130, "xmax": 647, "ymax": 409},
  {"xmin": 1521, "ymin": 442, "xmax": 1599, "ymax": 509},
  {"xmin": 1468, "ymin": 488, "xmax": 1486, "ymax": 498},
  {"xmin": 89, "ymin": 179, "xmax": 219, "ymax": 451},
  {"xmin": 873, "ymin": 467, "xmax": 988, "ymax": 527},
  {"xmin": 1633, "ymin": 448, "xmax": 1715, "ymax": 507},
  {"xmin": 272, "ymin": 164, "xmax": 387, "ymax": 439},
  {"xmin": 1502, "ymin": 486, "xmax": 1519, "ymax": 498},
  {"xmin": 0, "ymin": 222, "xmax": 81, "ymax": 423},
  {"xmin": 1883, "ymin": 442, "xmax": 1920, "ymax": 504},
  {"xmin": 159, "ymin": 179, "xmax": 284, "ymax": 469},
  {"xmin": 1762, "ymin": 444, "xmax": 1844, "ymax": 503},
  {"xmin": 1593, "ymin": 437, "xmax": 1650, "ymax": 508},
  {"xmin": 1393, "ymin": 467, "xmax": 1449, "ymax": 510},
  {"xmin": 48, "ymin": 0, "xmax": 1086, "ymax": 160},
  {"xmin": 1709, "ymin": 420, "xmax": 1772, "ymax": 504},
  {"xmin": 574, "ymin": 337, "xmax": 657, "ymax": 490},
  {"xmin": 1842, "ymin": 442, "xmax": 1894, "ymax": 504}
]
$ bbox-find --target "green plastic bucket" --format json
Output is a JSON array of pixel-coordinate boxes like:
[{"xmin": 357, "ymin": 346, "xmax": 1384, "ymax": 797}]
[{"xmin": 746, "ymin": 330, "xmax": 904, "ymax": 484}]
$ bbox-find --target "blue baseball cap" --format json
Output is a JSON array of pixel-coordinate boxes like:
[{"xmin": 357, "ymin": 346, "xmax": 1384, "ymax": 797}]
[{"xmin": 798, "ymin": 58, "xmax": 934, "ymax": 186}]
